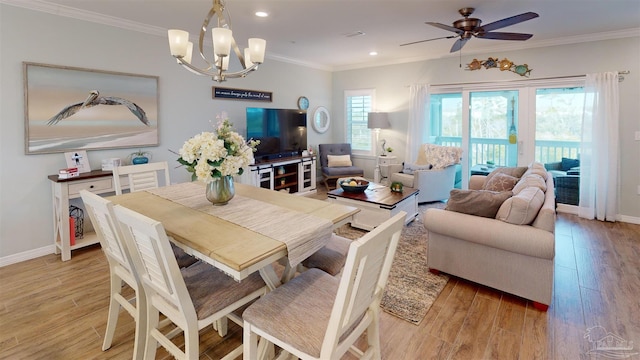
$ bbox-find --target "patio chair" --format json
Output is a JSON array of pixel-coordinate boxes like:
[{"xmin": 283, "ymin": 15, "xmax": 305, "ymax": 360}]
[{"xmin": 242, "ymin": 212, "xmax": 405, "ymax": 360}]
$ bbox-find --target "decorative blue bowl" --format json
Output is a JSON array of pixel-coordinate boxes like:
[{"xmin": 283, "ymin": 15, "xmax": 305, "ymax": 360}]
[{"xmin": 339, "ymin": 179, "xmax": 369, "ymax": 193}]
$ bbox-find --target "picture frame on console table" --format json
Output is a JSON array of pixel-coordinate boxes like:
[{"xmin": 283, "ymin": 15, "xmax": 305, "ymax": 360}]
[{"xmin": 23, "ymin": 62, "xmax": 159, "ymax": 154}]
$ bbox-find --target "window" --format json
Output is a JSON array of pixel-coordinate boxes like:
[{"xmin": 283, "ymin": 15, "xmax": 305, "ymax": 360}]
[
  {"xmin": 534, "ymin": 87, "xmax": 584, "ymax": 163},
  {"xmin": 345, "ymin": 89, "xmax": 375, "ymax": 154}
]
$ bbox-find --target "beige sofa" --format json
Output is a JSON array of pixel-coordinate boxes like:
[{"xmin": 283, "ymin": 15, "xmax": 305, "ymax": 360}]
[{"xmin": 423, "ymin": 164, "xmax": 556, "ymax": 310}]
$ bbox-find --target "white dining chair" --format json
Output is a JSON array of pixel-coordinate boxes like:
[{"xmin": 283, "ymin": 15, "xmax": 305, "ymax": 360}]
[
  {"xmin": 243, "ymin": 212, "xmax": 406, "ymax": 360},
  {"xmin": 113, "ymin": 204, "xmax": 268, "ymax": 360},
  {"xmin": 112, "ymin": 161, "xmax": 198, "ymax": 269},
  {"xmin": 112, "ymin": 161, "xmax": 171, "ymax": 195},
  {"xmin": 80, "ymin": 190, "xmax": 146, "ymax": 360},
  {"xmin": 299, "ymin": 233, "xmax": 352, "ymax": 276}
]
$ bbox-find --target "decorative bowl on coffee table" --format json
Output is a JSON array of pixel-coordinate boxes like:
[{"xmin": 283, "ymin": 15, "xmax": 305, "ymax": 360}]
[{"xmin": 339, "ymin": 178, "xmax": 369, "ymax": 193}]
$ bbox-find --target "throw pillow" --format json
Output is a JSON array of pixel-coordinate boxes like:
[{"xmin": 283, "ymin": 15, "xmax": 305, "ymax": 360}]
[
  {"xmin": 327, "ymin": 154, "xmax": 352, "ymax": 167},
  {"xmin": 483, "ymin": 166, "xmax": 528, "ymax": 185},
  {"xmin": 561, "ymin": 157, "xmax": 580, "ymax": 172},
  {"xmin": 445, "ymin": 189, "xmax": 513, "ymax": 218},
  {"xmin": 496, "ymin": 186, "xmax": 545, "ymax": 225},
  {"xmin": 483, "ymin": 172, "xmax": 519, "ymax": 192},
  {"xmin": 512, "ymin": 174, "xmax": 547, "ymax": 195},
  {"xmin": 402, "ymin": 163, "xmax": 433, "ymax": 175}
]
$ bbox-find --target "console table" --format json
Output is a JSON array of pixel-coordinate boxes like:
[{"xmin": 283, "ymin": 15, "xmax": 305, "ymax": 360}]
[{"xmin": 48, "ymin": 170, "xmax": 128, "ymax": 261}]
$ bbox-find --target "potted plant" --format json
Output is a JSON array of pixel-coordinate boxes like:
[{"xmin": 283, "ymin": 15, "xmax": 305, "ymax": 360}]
[{"xmin": 128, "ymin": 149, "xmax": 152, "ymax": 165}]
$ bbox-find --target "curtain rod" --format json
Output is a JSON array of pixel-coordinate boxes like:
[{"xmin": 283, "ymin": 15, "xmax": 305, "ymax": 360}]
[{"xmin": 419, "ymin": 70, "xmax": 631, "ymax": 88}]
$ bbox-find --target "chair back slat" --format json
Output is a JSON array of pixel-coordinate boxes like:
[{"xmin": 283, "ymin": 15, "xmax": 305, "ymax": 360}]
[
  {"xmin": 80, "ymin": 190, "xmax": 130, "ymax": 270},
  {"xmin": 114, "ymin": 205, "xmax": 194, "ymax": 317},
  {"xmin": 113, "ymin": 161, "xmax": 171, "ymax": 195},
  {"xmin": 322, "ymin": 212, "xmax": 405, "ymax": 355}
]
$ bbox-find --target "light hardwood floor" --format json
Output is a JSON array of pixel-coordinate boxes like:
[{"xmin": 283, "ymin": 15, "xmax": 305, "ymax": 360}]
[{"xmin": 1, "ymin": 188, "xmax": 639, "ymax": 359}]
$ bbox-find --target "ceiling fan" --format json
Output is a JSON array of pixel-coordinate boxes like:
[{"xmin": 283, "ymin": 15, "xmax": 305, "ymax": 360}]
[{"xmin": 401, "ymin": 7, "xmax": 539, "ymax": 53}]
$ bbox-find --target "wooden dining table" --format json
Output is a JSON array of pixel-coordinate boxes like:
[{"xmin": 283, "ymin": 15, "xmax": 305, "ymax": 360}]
[{"xmin": 108, "ymin": 181, "xmax": 358, "ymax": 289}]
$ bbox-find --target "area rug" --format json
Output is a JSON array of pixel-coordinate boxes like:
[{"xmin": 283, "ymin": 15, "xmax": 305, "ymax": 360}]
[{"xmin": 334, "ymin": 202, "xmax": 449, "ymax": 325}]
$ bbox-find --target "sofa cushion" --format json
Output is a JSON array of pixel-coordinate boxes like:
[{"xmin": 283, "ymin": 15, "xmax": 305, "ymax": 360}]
[
  {"xmin": 561, "ymin": 157, "xmax": 580, "ymax": 171},
  {"xmin": 513, "ymin": 174, "xmax": 547, "ymax": 195},
  {"xmin": 483, "ymin": 172, "xmax": 519, "ymax": 192},
  {"xmin": 327, "ymin": 154, "xmax": 352, "ymax": 167},
  {"xmin": 496, "ymin": 187, "xmax": 545, "ymax": 225},
  {"xmin": 523, "ymin": 162, "xmax": 548, "ymax": 180},
  {"xmin": 402, "ymin": 163, "xmax": 432, "ymax": 175},
  {"xmin": 445, "ymin": 189, "xmax": 513, "ymax": 218},
  {"xmin": 484, "ymin": 166, "xmax": 528, "ymax": 186}
]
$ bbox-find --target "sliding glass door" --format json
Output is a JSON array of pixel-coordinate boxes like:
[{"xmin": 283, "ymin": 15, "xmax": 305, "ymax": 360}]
[
  {"xmin": 429, "ymin": 80, "xmax": 585, "ymax": 199},
  {"xmin": 468, "ymin": 90, "xmax": 519, "ymax": 168}
]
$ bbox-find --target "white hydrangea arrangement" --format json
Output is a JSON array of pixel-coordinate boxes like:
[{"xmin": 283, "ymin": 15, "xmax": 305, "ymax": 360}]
[{"xmin": 178, "ymin": 113, "xmax": 259, "ymax": 182}]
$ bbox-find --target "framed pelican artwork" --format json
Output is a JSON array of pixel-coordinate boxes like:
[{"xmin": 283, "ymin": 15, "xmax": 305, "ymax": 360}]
[{"xmin": 23, "ymin": 62, "xmax": 159, "ymax": 154}]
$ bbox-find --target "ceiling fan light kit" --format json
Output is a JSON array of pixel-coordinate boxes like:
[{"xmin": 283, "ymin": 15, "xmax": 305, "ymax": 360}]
[{"xmin": 401, "ymin": 7, "xmax": 539, "ymax": 53}]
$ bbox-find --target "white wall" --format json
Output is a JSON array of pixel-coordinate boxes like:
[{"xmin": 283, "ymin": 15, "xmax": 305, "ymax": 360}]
[
  {"xmin": 2, "ymin": 4, "xmax": 639, "ymax": 262},
  {"xmin": 331, "ymin": 37, "xmax": 640, "ymax": 220},
  {"xmin": 0, "ymin": 5, "xmax": 333, "ymax": 259}
]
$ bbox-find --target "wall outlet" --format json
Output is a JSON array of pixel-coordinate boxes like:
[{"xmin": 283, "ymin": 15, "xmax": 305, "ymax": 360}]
[{"xmin": 635, "ymin": 131, "xmax": 640, "ymax": 141}]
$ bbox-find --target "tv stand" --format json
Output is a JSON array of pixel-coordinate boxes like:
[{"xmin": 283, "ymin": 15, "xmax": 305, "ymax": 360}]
[{"xmin": 241, "ymin": 155, "xmax": 316, "ymax": 195}]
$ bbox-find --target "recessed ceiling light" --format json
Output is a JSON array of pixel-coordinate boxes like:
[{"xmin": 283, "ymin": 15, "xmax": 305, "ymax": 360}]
[
  {"xmin": 369, "ymin": 51, "xmax": 378, "ymax": 56},
  {"xmin": 255, "ymin": 11, "xmax": 268, "ymax": 17}
]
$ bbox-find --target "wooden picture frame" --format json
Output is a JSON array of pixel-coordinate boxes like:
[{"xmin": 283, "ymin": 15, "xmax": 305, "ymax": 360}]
[{"xmin": 24, "ymin": 62, "xmax": 159, "ymax": 154}]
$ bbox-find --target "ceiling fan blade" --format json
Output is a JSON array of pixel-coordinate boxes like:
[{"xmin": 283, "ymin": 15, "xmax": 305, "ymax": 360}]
[
  {"xmin": 480, "ymin": 12, "xmax": 539, "ymax": 32},
  {"xmin": 476, "ymin": 32, "xmax": 533, "ymax": 40},
  {"xmin": 400, "ymin": 35, "xmax": 457, "ymax": 47},
  {"xmin": 450, "ymin": 38, "xmax": 469, "ymax": 53},
  {"xmin": 426, "ymin": 22, "xmax": 464, "ymax": 35}
]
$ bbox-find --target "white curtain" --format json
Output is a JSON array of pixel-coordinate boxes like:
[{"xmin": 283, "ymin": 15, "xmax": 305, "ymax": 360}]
[
  {"xmin": 578, "ymin": 72, "xmax": 619, "ymax": 222},
  {"xmin": 406, "ymin": 84, "xmax": 429, "ymax": 163}
]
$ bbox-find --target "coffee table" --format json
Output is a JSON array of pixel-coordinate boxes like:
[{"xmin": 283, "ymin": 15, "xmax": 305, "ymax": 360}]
[{"xmin": 327, "ymin": 182, "xmax": 419, "ymax": 231}]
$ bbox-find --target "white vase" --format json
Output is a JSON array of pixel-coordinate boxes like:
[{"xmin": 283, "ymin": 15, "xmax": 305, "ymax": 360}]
[{"xmin": 205, "ymin": 176, "xmax": 235, "ymax": 206}]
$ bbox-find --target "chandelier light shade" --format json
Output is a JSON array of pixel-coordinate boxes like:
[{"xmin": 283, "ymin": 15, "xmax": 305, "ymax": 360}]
[{"xmin": 167, "ymin": 0, "xmax": 266, "ymax": 82}]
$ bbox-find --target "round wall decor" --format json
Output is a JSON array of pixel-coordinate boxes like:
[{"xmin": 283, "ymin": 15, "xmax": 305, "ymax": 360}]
[
  {"xmin": 297, "ymin": 96, "xmax": 309, "ymax": 110},
  {"xmin": 312, "ymin": 106, "xmax": 330, "ymax": 133}
]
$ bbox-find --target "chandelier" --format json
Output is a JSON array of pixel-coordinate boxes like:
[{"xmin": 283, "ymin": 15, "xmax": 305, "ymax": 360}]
[{"xmin": 167, "ymin": 0, "xmax": 266, "ymax": 82}]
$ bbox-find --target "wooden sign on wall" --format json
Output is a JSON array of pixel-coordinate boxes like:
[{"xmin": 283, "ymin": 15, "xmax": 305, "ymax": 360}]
[{"xmin": 212, "ymin": 87, "xmax": 273, "ymax": 102}]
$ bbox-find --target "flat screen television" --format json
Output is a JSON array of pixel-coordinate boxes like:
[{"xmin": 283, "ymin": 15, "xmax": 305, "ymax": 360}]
[{"xmin": 246, "ymin": 107, "xmax": 307, "ymax": 162}]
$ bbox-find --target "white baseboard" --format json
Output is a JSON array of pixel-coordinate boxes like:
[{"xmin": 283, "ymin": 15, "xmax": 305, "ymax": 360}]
[
  {"xmin": 618, "ymin": 214, "xmax": 640, "ymax": 225},
  {"xmin": 556, "ymin": 204, "xmax": 640, "ymax": 224},
  {"xmin": 0, "ymin": 245, "xmax": 55, "ymax": 267}
]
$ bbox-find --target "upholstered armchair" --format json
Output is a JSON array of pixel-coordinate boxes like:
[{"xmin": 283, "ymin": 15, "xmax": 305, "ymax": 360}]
[
  {"xmin": 318, "ymin": 143, "xmax": 364, "ymax": 190},
  {"xmin": 389, "ymin": 144, "xmax": 462, "ymax": 203}
]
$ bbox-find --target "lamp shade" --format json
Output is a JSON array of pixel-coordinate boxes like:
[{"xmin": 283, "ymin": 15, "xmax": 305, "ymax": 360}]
[
  {"xmin": 367, "ymin": 112, "xmax": 390, "ymax": 129},
  {"xmin": 168, "ymin": 29, "xmax": 190, "ymax": 57}
]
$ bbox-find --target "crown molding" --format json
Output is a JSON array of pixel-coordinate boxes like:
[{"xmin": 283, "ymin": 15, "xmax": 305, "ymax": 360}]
[
  {"xmin": 4, "ymin": 1, "xmax": 639, "ymax": 73},
  {"xmin": 1, "ymin": 0, "xmax": 166, "ymax": 36}
]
